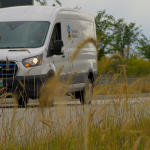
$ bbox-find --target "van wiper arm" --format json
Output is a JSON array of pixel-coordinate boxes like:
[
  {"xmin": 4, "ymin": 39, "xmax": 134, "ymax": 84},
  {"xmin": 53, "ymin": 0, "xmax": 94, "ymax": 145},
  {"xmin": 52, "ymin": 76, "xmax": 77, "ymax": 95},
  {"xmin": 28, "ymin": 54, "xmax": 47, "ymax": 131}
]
[
  {"xmin": 9, "ymin": 49, "xmax": 30, "ymax": 54},
  {"xmin": 0, "ymin": 47, "xmax": 25, "ymax": 49}
]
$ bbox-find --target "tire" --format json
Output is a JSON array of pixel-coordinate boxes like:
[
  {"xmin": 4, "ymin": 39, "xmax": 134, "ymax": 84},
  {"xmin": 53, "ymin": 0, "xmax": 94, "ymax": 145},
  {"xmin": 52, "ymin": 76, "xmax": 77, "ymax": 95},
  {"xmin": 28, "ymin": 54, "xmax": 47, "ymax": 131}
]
[
  {"xmin": 77, "ymin": 78, "xmax": 93, "ymax": 104},
  {"xmin": 17, "ymin": 92, "xmax": 29, "ymax": 107}
]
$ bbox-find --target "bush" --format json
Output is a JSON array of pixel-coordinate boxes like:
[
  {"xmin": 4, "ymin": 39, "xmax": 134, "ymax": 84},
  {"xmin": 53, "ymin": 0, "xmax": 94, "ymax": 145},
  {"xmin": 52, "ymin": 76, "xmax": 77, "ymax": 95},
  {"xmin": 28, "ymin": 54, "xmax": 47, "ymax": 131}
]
[
  {"xmin": 98, "ymin": 56, "xmax": 150, "ymax": 77},
  {"xmin": 127, "ymin": 57, "xmax": 150, "ymax": 77},
  {"xmin": 97, "ymin": 56, "xmax": 122, "ymax": 75}
]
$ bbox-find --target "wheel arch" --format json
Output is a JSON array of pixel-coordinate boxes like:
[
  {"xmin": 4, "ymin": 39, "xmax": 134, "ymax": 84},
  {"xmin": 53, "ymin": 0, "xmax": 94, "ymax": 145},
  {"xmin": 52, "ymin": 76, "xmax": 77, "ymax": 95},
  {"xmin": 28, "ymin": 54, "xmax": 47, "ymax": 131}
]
[
  {"xmin": 87, "ymin": 69, "xmax": 95, "ymax": 83},
  {"xmin": 47, "ymin": 70, "xmax": 56, "ymax": 78}
]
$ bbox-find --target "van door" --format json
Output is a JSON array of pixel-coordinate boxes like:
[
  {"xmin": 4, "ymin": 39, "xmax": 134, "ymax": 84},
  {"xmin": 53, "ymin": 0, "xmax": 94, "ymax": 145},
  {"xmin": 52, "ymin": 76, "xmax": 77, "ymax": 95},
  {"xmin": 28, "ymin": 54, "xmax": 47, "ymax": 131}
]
[
  {"xmin": 62, "ymin": 19, "xmax": 81, "ymax": 72},
  {"xmin": 48, "ymin": 21, "xmax": 69, "ymax": 82}
]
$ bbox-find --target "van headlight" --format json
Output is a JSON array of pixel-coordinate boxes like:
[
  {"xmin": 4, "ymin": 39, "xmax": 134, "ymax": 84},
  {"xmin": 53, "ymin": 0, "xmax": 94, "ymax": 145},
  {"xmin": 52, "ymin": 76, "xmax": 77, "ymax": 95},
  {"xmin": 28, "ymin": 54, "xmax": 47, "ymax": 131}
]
[{"xmin": 22, "ymin": 54, "xmax": 43, "ymax": 67}]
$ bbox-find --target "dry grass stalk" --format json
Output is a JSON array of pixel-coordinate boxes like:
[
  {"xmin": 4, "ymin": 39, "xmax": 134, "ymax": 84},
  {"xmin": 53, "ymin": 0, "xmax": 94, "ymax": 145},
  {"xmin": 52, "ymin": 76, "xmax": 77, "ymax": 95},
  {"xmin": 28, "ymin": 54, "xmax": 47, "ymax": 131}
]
[
  {"xmin": 121, "ymin": 119, "xmax": 132, "ymax": 132},
  {"xmin": 129, "ymin": 77, "xmax": 146, "ymax": 89},
  {"xmin": 94, "ymin": 75, "xmax": 101, "ymax": 85},
  {"xmin": 107, "ymin": 114, "xmax": 116, "ymax": 118},
  {"xmin": 136, "ymin": 98, "xmax": 145, "ymax": 113},
  {"xmin": 56, "ymin": 65, "xmax": 64, "ymax": 80},
  {"xmin": 39, "ymin": 119, "xmax": 51, "ymax": 128},
  {"xmin": 39, "ymin": 118, "xmax": 58, "ymax": 125},
  {"xmin": 98, "ymin": 102, "xmax": 112, "ymax": 113},
  {"xmin": 145, "ymin": 138, "xmax": 150, "ymax": 150},
  {"xmin": 6, "ymin": 57, "xmax": 9, "ymax": 70},
  {"xmin": 0, "ymin": 93, "xmax": 12, "ymax": 98},
  {"xmin": 132, "ymin": 136, "xmax": 142, "ymax": 150},
  {"xmin": 24, "ymin": 68, "xmax": 34, "ymax": 77},
  {"xmin": 107, "ymin": 53, "xmax": 124, "ymax": 65},
  {"xmin": 19, "ymin": 80, "xmax": 26, "ymax": 92},
  {"xmin": 83, "ymin": 109, "xmax": 90, "ymax": 150},
  {"xmin": 67, "ymin": 72, "xmax": 77, "ymax": 85},
  {"xmin": 64, "ymin": 118, "xmax": 83, "ymax": 141}
]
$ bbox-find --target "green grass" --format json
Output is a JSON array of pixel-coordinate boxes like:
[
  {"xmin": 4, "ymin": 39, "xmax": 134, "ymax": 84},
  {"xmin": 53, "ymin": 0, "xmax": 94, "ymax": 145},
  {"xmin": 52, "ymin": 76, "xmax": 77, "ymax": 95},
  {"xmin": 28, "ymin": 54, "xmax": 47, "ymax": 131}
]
[
  {"xmin": 1, "ymin": 106, "xmax": 150, "ymax": 150},
  {"xmin": 1, "ymin": 41, "xmax": 150, "ymax": 150}
]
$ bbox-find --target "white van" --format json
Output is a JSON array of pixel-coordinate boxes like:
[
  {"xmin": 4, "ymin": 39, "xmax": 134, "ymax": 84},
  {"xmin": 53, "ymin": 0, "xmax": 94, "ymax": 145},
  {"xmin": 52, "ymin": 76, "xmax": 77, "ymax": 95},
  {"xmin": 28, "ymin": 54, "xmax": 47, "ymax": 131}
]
[{"xmin": 0, "ymin": 6, "xmax": 98, "ymax": 106}]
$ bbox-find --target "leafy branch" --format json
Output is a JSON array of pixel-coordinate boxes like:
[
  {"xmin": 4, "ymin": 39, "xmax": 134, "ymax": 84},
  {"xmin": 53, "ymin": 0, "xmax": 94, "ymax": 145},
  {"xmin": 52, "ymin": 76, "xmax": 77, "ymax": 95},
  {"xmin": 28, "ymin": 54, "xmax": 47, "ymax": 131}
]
[{"xmin": 36, "ymin": 0, "xmax": 47, "ymax": 6}]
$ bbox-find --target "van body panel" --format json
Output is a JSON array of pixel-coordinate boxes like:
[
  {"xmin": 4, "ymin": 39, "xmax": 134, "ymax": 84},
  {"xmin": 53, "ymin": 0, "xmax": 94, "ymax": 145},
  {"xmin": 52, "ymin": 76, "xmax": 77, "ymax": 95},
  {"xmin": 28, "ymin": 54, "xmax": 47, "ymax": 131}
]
[
  {"xmin": 0, "ymin": 48, "xmax": 45, "ymax": 61},
  {"xmin": 0, "ymin": 6, "xmax": 55, "ymax": 21}
]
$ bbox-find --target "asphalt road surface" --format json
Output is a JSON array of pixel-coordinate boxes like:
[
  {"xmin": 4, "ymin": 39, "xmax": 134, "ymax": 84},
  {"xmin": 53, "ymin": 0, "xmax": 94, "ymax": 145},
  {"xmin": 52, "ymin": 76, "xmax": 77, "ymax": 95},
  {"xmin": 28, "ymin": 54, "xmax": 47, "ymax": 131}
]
[{"xmin": 0, "ymin": 95, "xmax": 150, "ymax": 140}]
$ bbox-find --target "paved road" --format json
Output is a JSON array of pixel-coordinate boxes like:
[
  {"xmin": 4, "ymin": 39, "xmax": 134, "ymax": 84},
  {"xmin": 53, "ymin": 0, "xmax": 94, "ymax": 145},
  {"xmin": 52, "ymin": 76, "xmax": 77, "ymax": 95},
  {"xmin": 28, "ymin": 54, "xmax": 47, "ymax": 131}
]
[
  {"xmin": 0, "ymin": 96, "xmax": 150, "ymax": 141},
  {"xmin": 0, "ymin": 93, "xmax": 150, "ymax": 108}
]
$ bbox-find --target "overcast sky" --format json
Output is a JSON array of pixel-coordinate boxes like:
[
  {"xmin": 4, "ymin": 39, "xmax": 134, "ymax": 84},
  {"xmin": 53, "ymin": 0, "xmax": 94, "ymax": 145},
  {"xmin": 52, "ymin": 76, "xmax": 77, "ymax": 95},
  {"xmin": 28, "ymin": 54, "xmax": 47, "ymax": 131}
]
[{"xmin": 34, "ymin": 0, "xmax": 150, "ymax": 38}]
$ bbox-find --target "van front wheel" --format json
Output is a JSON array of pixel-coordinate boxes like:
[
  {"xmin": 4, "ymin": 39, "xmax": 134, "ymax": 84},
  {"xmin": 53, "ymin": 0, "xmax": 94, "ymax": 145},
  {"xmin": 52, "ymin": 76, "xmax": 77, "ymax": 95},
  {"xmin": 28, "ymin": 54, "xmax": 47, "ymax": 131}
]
[{"xmin": 17, "ymin": 92, "xmax": 29, "ymax": 107}]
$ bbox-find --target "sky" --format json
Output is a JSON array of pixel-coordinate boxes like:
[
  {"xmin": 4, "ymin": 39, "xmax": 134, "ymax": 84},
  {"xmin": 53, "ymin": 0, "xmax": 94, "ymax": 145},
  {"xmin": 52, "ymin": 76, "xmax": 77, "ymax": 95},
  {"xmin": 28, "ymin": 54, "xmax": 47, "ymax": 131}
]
[{"xmin": 34, "ymin": 0, "xmax": 150, "ymax": 38}]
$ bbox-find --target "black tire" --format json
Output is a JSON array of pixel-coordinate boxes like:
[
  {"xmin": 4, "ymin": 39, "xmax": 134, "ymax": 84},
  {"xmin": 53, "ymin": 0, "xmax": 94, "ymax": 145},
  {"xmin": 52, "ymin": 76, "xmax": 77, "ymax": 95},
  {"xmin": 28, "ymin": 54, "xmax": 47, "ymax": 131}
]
[
  {"xmin": 77, "ymin": 78, "xmax": 93, "ymax": 104},
  {"xmin": 17, "ymin": 92, "xmax": 29, "ymax": 107}
]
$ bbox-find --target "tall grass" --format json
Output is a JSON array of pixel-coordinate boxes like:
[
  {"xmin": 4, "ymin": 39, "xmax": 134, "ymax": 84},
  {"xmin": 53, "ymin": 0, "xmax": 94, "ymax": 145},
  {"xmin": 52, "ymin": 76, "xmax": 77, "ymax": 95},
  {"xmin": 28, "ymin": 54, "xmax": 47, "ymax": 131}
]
[{"xmin": 1, "ymin": 38, "xmax": 150, "ymax": 150}]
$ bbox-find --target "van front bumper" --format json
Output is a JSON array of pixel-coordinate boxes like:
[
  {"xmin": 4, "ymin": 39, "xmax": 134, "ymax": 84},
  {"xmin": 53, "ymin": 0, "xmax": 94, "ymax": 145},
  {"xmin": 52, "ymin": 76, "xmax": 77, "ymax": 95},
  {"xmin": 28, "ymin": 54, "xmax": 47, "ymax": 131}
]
[{"xmin": 1, "ymin": 75, "xmax": 47, "ymax": 99}]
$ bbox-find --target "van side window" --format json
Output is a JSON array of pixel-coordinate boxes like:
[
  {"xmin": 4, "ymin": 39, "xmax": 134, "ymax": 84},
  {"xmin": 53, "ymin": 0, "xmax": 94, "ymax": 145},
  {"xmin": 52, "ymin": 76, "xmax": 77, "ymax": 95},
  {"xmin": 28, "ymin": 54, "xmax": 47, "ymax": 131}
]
[{"xmin": 47, "ymin": 23, "xmax": 61, "ymax": 57}]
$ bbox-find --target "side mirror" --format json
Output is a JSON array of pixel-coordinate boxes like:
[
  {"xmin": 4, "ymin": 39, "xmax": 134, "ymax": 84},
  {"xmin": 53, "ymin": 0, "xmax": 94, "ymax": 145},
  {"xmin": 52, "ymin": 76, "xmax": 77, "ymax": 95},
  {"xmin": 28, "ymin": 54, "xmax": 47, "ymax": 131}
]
[{"xmin": 54, "ymin": 40, "xmax": 64, "ymax": 55}]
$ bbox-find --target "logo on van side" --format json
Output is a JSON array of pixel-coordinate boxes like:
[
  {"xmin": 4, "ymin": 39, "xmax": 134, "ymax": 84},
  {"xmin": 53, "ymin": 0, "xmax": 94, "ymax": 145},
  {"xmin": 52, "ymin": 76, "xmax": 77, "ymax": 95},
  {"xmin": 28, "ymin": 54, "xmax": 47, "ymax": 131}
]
[
  {"xmin": 67, "ymin": 25, "xmax": 71, "ymax": 40},
  {"xmin": 67, "ymin": 25, "xmax": 78, "ymax": 40}
]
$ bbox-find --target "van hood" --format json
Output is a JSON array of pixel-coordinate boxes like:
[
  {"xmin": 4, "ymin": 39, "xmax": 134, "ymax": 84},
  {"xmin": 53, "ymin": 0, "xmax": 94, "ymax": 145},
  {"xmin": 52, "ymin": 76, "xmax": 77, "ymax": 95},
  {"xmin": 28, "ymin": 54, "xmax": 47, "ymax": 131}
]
[{"xmin": 0, "ymin": 48, "xmax": 45, "ymax": 62}]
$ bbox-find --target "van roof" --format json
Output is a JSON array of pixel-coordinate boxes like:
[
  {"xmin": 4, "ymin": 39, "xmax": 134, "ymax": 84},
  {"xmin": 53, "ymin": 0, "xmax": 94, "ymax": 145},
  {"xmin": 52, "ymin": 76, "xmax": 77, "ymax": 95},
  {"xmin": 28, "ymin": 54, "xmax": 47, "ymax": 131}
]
[{"xmin": 0, "ymin": 6, "xmax": 94, "ymax": 22}]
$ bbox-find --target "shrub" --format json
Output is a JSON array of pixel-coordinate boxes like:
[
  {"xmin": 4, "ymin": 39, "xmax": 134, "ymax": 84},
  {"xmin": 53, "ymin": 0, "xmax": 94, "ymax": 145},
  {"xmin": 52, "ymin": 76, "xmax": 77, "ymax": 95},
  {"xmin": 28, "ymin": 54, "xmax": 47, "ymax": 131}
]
[
  {"xmin": 98, "ymin": 56, "xmax": 150, "ymax": 77},
  {"xmin": 127, "ymin": 57, "xmax": 150, "ymax": 77}
]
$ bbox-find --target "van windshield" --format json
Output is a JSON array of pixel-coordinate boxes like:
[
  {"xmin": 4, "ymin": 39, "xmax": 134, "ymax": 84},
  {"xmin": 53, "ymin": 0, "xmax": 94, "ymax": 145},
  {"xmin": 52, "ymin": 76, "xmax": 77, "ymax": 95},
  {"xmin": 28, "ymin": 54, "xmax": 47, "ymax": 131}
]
[{"xmin": 0, "ymin": 21, "xmax": 50, "ymax": 49}]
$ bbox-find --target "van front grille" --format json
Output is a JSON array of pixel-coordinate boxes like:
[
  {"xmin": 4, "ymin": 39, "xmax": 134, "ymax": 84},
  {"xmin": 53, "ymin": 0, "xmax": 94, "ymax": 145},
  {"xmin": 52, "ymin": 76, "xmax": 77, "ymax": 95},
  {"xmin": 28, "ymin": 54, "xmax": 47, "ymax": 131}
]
[{"xmin": 0, "ymin": 61, "xmax": 18, "ymax": 78}]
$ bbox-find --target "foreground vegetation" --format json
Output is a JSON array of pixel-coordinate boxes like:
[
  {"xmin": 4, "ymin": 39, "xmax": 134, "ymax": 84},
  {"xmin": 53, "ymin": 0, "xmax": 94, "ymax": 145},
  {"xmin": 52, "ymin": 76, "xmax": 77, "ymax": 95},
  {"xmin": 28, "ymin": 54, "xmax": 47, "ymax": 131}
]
[
  {"xmin": 1, "ymin": 72, "xmax": 150, "ymax": 150},
  {"xmin": 1, "ymin": 39, "xmax": 150, "ymax": 150}
]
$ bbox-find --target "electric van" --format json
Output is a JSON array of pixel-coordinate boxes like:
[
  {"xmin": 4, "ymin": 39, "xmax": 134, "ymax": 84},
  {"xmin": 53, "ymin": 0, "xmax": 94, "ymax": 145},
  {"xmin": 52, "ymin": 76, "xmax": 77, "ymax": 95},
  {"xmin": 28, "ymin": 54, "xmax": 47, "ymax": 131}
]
[{"xmin": 0, "ymin": 6, "xmax": 98, "ymax": 106}]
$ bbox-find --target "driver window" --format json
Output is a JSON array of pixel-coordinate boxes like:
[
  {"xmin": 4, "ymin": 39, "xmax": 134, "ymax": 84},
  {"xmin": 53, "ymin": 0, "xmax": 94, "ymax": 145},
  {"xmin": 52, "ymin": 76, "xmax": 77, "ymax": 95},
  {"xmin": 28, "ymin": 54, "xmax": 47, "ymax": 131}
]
[
  {"xmin": 50, "ymin": 23, "xmax": 61, "ymax": 50},
  {"xmin": 47, "ymin": 23, "xmax": 61, "ymax": 57}
]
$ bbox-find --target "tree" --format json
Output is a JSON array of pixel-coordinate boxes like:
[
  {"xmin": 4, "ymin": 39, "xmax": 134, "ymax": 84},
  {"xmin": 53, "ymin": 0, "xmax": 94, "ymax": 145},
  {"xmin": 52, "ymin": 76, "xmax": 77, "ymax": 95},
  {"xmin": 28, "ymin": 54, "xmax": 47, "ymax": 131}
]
[
  {"xmin": 95, "ymin": 10, "xmax": 141, "ymax": 60},
  {"xmin": 54, "ymin": 0, "xmax": 62, "ymax": 6},
  {"xmin": 36, "ymin": 0, "xmax": 62, "ymax": 6},
  {"xmin": 74, "ymin": 4, "xmax": 82, "ymax": 10},
  {"xmin": 110, "ymin": 19, "xmax": 141, "ymax": 59},
  {"xmin": 95, "ymin": 10, "xmax": 114, "ymax": 60},
  {"xmin": 137, "ymin": 34, "xmax": 150, "ymax": 60},
  {"xmin": 36, "ymin": 0, "xmax": 47, "ymax": 6}
]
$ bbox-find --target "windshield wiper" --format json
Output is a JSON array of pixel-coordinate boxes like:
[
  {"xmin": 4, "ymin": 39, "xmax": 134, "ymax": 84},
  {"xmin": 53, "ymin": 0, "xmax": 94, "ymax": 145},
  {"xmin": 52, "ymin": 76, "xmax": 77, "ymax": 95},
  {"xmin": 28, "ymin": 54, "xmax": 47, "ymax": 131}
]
[
  {"xmin": 0, "ymin": 47, "xmax": 26, "ymax": 49},
  {"xmin": 9, "ymin": 49, "xmax": 30, "ymax": 54}
]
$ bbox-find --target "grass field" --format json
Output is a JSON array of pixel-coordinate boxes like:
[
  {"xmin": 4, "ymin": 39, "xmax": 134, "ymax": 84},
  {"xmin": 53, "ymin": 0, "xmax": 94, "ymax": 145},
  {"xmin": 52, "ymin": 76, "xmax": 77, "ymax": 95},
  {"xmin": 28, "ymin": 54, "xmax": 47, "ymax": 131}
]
[{"xmin": 1, "ymin": 39, "xmax": 150, "ymax": 150}]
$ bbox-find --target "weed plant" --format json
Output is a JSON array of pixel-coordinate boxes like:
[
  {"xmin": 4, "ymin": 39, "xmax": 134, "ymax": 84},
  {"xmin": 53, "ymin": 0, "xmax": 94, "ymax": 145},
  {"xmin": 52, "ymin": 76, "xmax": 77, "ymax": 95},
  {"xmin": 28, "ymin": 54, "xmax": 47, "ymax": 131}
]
[{"xmin": 0, "ymin": 38, "xmax": 150, "ymax": 150}]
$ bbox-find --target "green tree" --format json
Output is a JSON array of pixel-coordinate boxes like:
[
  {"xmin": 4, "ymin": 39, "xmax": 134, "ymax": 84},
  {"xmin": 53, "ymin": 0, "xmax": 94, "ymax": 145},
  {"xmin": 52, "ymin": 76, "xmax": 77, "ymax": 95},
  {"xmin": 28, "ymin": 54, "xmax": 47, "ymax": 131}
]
[
  {"xmin": 137, "ymin": 34, "xmax": 150, "ymax": 60},
  {"xmin": 36, "ymin": 0, "xmax": 47, "ymax": 6},
  {"xmin": 110, "ymin": 19, "xmax": 141, "ymax": 59},
  {"xmin": 54, "ymin": 0, "xmax": 62, "ymax": 6},
  {"xmin": 36, "ymin": 0, "xmax": 62, "ymax": 6},
  {"xmin": 74, "ymin": 4, "xmax": 82, "ymax": 10},
  {"xmin": 95, "ymin": 10, "xmax": 114, "ymax": 60},
  {"xmin": 95, "ymin": 10, "xmax": 141, "ymax": 60}
]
